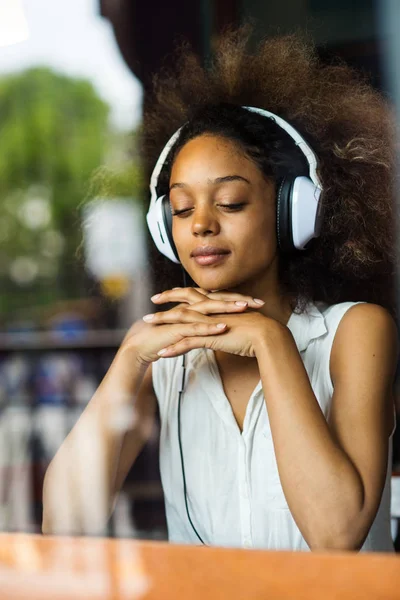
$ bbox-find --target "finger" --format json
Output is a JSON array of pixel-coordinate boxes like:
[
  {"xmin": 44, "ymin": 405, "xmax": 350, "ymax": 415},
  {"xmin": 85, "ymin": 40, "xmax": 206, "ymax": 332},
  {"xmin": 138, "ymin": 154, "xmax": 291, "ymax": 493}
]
[
  {"xmin": 170, "ymin": 321, "xmax": 228, "ymax": 341},
  {"xmin": 205, "ymin": 290, "xmax": 265, "ymax": 307},
  {"xmin": 185, "ymin": 299, "xmax": 253, "ymax": 315},
  {"xmin": 143, "ymin": 306, "xmax": 210, "ymax": 324},
  {"xmin": 151, "ymin": 287, "xmax": 206, "ymax": 306},
  {"xmin": 152, "ymin": 287, "xmax": 265, "ymax": 308},
  {"xmin": 170, "ymin": 287, "xmax": 265, "ymax": 308},
  {"xmin": 144, "ymin": 300, "xmax": 254, "ymax": 323},
  {"xmin": 157, "ymin": 335, "xmax": 219, "ymax": 357},
  {"xmin": 173, "ymin": 287, "xmax": 210, "ymax": 295}
]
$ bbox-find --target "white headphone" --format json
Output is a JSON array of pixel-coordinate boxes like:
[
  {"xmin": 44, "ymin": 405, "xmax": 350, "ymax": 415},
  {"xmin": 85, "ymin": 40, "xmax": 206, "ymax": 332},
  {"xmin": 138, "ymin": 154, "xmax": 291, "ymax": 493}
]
[{"xmin": 146, "ymin": 106, "xmax": 323, "ymax": 263}]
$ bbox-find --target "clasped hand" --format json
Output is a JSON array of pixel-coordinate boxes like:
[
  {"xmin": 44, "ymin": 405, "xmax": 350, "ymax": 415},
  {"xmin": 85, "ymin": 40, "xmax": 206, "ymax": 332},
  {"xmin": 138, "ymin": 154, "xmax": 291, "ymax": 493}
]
[{"xmin": 130, "ymin": 287, "xmax": 281, "ymax": 364}]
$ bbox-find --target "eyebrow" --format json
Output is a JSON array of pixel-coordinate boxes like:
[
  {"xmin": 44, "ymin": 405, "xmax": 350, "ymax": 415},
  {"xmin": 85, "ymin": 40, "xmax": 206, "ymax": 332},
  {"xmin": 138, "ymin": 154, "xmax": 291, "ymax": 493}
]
[{"xmin": 169, "ymin": 175, "xmax": 251, "ymax": 191}]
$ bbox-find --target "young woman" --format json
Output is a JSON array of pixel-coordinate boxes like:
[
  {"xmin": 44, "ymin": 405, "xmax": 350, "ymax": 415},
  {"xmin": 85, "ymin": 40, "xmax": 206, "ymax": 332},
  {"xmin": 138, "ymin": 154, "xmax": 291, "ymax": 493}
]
[{"xmin": 43, "ymin": 29, "xmax": 399, "ymax": 552}]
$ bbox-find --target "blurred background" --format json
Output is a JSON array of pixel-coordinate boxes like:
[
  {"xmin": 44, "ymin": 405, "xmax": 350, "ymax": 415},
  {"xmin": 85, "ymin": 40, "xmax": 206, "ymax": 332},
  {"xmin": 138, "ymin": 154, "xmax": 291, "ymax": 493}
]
[{"xmin": 0, "ymin": 0, "xmax": 399, "ymax": 548}]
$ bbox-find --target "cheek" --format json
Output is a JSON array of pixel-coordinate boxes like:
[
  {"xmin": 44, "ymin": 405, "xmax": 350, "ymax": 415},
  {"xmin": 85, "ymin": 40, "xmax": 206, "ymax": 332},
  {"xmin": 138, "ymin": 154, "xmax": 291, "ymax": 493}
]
[
  {"xmin": 239, "ymin": 208, "xmax": 277, "ymax": 254},
  {"xmin": 244, "ymin": 228, "xmax": 277, "ymax": 263},
  {"xmin": 171, "ymin": 221, "xmax": 194, "ymax": 267},
  {"xmin": 171, "ymin": 220, "xmax": 189, "ymax": 249}
]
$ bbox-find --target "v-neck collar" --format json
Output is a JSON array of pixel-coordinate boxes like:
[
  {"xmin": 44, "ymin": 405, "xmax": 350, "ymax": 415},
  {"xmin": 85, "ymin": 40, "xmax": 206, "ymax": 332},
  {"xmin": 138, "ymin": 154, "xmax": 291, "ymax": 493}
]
[
  {"xmin": 206, "ymin": 349, "xmax": 263, "ymax": 435},
  {"xmin": 203, "ymin": 300, "xmax": 328, "ymax": 435}
]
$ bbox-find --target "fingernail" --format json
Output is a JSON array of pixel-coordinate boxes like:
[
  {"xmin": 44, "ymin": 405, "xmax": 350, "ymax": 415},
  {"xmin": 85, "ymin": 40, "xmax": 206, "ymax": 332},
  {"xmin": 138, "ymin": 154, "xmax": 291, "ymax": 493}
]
[
  {"xmin": 235, "ymin": 301, "xmax": 247, "ymax": 306},
  {"xmin": 172, "ymin": 287, "xmax": 181, "ymax": 290},
  {"xmin": 157, "ymin": 348, "xmax": 167, "ymax": 355},
  {"xmin": 253, "ymin": 298, "xmax": 265, "ymax": 305},
  {"xmin": 151, "ymin": 294, "xmax": 161, "ymax": 301},
  {"xmin": 216, "ymin": 323, "xmax": 227, "ymax": 329},
  {"xmin": 143, "ymin": 314, "xmax": 154, "ymax": 322}
]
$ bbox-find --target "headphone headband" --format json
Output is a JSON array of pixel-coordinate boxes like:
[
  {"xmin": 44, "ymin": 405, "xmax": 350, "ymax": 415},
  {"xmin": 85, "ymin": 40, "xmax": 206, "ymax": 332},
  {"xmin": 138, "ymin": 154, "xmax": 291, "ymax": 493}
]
[
  {"xmin": 243, "ymin": 107, "xmax": 322, "ymax": 189},
  {"xmin": 147, "ymin": 105, "xmax": 323, "ymax": 264},
  {"xmin": 149, "ymin": 105, "xmax": 322, "ymax": 211}
]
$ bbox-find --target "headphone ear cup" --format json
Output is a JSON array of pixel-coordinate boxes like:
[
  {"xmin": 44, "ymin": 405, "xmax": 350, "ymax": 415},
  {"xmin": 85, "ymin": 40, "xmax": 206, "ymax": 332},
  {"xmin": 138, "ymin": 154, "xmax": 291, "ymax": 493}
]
[
  {"xmin": 146, "ymin": 194, "xmax": 180, "ymax": 263},
  {"xmin": 161, "ymin": 195, "xmax": 180, "ymax": 261},
  {"xmin": 276, "ymin": 177, "xmax": 295, "ymax": 253}
]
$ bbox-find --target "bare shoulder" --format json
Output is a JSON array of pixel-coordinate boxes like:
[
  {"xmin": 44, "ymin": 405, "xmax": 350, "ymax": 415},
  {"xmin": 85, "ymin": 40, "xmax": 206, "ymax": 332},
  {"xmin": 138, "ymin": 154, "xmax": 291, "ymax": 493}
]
[
  {"xmin": 330, "ymin": 302, "xmax": 399, "ymax": 436},
  {"xmin": 331, "ymin": 303, "xmax": 398, "ymax": 368}
]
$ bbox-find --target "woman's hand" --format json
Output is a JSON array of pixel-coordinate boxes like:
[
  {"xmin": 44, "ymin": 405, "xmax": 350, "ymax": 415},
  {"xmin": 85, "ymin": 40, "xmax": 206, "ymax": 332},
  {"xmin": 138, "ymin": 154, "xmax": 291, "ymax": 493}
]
[
  {"xmin": 150, "ymin": 286, "xmax": 265, "ymax": 315},
  {"xmin": 121, "ymin": 287, "xmax": 268, "ymax": 365},
  {"xmin": 117, "ymin": 314, "xmax": 228, "ymax": 367},
  {"xmin": 147, "ymin": 287, "xmax": 278, "ymax": 358}
]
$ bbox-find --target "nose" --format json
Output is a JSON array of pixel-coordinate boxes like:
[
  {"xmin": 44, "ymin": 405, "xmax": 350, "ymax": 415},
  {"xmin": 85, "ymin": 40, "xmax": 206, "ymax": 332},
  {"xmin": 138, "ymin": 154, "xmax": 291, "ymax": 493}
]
[{"xmin": 191, "ymin": 205, "xmax": 220, "ymax": 237}]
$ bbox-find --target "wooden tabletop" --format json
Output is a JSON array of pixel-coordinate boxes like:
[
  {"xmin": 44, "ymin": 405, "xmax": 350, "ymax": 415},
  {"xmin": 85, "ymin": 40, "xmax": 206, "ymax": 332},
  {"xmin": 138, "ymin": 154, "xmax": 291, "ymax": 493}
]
[{"xmin": 0, "ymin": 533, "xmax": 399, "ymax": 599}]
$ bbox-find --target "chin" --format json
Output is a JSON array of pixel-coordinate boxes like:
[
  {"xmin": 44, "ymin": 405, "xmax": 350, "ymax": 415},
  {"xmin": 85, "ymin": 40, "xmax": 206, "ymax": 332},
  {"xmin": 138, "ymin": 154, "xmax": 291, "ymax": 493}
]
[{"xmin": 189, "ymin": 269, "xmax": 247, "ymax": 292}]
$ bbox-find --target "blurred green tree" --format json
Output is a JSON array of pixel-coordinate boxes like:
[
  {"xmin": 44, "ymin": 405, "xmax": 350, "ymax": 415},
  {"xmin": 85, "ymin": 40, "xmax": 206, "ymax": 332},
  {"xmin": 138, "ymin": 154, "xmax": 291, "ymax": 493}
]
[{"xmin": 0, "ymin": 67, "xmax": 116, "ymax": 319}]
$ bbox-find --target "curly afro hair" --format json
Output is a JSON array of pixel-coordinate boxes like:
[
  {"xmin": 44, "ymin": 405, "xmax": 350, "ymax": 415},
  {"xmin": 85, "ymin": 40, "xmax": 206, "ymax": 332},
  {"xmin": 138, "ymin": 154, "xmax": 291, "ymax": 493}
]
[{"xmin": 142, "ymin": 25, "xmax": 399, "ymax": 323}]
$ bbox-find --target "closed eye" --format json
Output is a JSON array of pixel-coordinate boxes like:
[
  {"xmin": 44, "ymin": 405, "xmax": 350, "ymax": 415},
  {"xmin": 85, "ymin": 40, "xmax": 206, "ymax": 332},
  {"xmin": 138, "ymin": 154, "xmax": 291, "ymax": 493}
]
[{"xmin": 171, "ymin": 203, "xmax": 247, "ymax": 216}]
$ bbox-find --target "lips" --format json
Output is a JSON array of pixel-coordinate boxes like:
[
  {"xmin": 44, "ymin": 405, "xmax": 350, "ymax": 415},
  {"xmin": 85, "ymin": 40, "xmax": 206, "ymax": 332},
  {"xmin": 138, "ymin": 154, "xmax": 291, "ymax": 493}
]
[
  {"xmin": 190, "ymin": 246, "xmax": 230, "ymax": 257},
  {"xmin": 190, "ymin": 246, "xmax": 231, "ymax": 267}
]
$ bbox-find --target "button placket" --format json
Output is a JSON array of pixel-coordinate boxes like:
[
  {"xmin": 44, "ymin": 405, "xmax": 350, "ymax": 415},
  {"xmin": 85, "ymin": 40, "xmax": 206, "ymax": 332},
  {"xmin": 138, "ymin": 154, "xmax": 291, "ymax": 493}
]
[{"xmin": 238, "ymin": 437, "xmax": 253, "ymax": 548}]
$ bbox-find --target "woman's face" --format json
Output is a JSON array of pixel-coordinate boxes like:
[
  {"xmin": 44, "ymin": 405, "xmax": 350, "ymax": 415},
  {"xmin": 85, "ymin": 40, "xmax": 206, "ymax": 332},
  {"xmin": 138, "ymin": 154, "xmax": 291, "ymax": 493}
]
[{"xmin": 169, "ymin": 134, "xmax": 279, "ymax": 292}]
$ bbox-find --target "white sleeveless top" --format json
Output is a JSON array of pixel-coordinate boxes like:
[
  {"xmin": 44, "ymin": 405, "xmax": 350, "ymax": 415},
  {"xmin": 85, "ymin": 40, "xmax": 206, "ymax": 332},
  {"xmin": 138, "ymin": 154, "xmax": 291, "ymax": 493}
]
[{"xmin": 152, "ymin": 301, "xmax": 396, "ymax": 551}]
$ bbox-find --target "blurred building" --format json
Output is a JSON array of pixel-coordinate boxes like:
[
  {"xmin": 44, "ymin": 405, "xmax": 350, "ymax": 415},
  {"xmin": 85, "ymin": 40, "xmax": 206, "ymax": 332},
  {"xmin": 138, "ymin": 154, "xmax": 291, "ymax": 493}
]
[{"xmin": 100, "ymin": 0, "xmax": 382, "ymax": 94}]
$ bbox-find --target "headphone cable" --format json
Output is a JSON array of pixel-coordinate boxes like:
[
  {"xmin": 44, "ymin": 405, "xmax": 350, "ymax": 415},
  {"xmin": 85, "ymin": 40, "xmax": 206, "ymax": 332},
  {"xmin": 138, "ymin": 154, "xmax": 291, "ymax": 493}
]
[{"xmin": 177, "ymin": 267, "xmax": 206, "ymax": 545}]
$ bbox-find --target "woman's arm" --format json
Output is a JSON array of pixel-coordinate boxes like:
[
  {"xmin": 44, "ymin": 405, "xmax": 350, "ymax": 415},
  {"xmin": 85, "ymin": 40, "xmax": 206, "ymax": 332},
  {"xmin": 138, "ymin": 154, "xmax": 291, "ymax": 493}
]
[
  {"xmin": 42, "ymin": 352, "xmax": 156, "ymax": 536},
  {"xmin": 42, "ymin": 308, "xmax": 227, "ymax": 536},
  {"xmin": 254, "ymin": 303, "xmax": 398, "ymax": 551}
]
